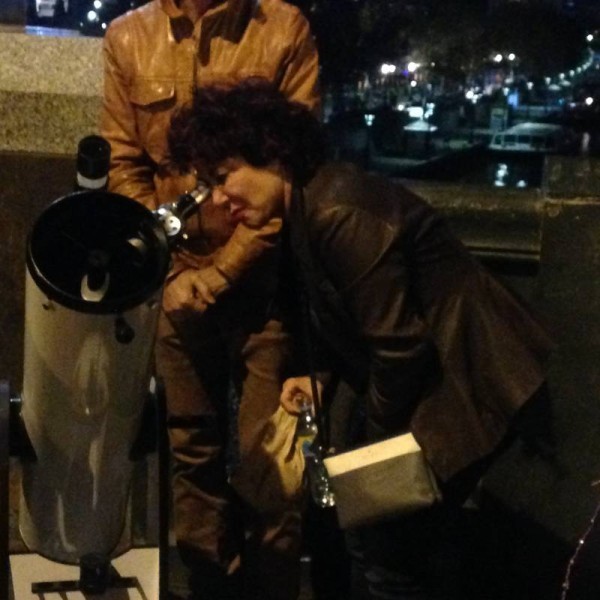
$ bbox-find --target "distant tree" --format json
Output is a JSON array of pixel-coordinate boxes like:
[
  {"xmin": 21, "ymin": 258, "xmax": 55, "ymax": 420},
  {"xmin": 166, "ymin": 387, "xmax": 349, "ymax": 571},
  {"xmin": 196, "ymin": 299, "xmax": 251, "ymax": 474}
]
[
  {"xmin": 406, "ymin": 0, "xmax": 488, "ymax": 87},
  {"xmin": 294, "ymin": 0, "xmax": 589, "ymax": 99},
  {"xmin": 307, "ymin": 0, "xmax": 364, "ymax": 87},
  {"xmin": 485, "ymin": 1, "xmax": 587, "ymax": 78},
  {"xmin": 294, "ymin": 0, "xmax": 417, "ymax": 89},
  {"xmin": 353, "ymin": 0, "xmax": 414, "ymax": 73},
  {"xmin": 295, "ymin": 0, "xmax": 489, "ymax": 92}
]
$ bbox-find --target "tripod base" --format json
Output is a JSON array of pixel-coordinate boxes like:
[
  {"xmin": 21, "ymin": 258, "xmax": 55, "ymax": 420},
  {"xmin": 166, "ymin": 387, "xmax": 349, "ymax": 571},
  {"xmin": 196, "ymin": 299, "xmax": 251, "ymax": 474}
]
[{"xmin": 10, "ymin": 547, "xmax": 158, "ymax": 599}]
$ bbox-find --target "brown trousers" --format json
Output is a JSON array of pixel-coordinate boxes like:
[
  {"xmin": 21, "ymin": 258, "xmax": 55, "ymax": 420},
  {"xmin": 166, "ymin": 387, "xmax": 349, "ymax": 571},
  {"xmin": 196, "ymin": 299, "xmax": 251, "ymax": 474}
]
[{"xmin": 155, "ymin": 287, "xmax": 302, "ymax": 600}]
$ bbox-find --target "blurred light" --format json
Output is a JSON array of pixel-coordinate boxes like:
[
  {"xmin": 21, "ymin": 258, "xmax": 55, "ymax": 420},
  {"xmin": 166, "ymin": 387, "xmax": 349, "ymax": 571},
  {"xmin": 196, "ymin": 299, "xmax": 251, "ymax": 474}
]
[
  {"xmin": 410, "ymin": 80, "xmax": 417, "ymax": 88},
  {"xmin": 559, "ymin": 73, "xmax": 565, "ymax": 79},
  {"xmin": 517, "ymin": 180, "xmax": 527, "ymax": 188},
  {"xmin": 468, "ymin": 93, "xmax": 481, "ymax": 104},
  {"xmin": 87, "ymin": 10, "xmax": 98, "ymax": 20},
  {"xmin": 407, "ymin": 106, "xmax": 424, "ymax": 118},
  {"xmin": 508, "ymin": 53, "xmax": 516, "ymax": 61},
  {"xmin": 585, "ymin": 97, "xmax": 594, "ymax": 106},
  {"xmin": 494, "ymin": 54, "xmax": 503, "ymax": 63},
  {"xmin": 587, "ymin": 34, "xmax": 594, "ymax": 43},
  {"xmin": 102, "ymin": 22, "xmax": 107, "ymax": 29},
  {"xmin": 494, "ymin": 163, "xmax": 508, "ymax": 187},
  {"xmin": 407, "ymin": 62, "xmax": 420, "ymax": 73},
  {"xmin": 396, "ymin": 103, "xmax": 406, "ymax": 111},
  {"xmin": 93, "ymin": 0, "xmax": 102, "ymax": 8},
  {"xmin": 569, "ymin": 70, "xmax": 575, "ymax": 77},
  {"xmin": 380, "ymin": 63, "xmax": 396, "ymax": 75},
  {"xmin": 545, "ymin": 77, "xmax": 551, "ymax": 85},
  {"xmin": 527, "ymin": 82, "xmax": 534, "ymax": 90},
  {"xmin": 465, "ymin": 90, "xmax": 475, "ymax": 100},
  {"xmin": 364, "ymin": 114, "xmax": 375, "ymax": 127}
]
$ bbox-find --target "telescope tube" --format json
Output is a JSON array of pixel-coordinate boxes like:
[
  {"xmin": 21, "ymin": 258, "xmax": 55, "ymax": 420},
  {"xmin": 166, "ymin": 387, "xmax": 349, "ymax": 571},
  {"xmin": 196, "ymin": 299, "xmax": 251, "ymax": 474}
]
[{"xmin": 19, "ymin": 190, "xmax": 169, "ymax": 564}]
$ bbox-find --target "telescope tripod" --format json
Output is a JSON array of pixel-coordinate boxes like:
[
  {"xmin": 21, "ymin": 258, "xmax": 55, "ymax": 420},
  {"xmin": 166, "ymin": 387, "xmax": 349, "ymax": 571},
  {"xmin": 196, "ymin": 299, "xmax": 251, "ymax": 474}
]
[{"xmin": 1, "ymin": 380, "xmax": 9, "ymax": 600}]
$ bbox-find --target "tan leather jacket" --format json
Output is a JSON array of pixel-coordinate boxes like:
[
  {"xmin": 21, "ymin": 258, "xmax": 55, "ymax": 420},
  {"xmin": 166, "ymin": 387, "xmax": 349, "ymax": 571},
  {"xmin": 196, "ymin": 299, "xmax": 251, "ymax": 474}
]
[{"xmin": 100, "ymin": 0, "xmax": 320, "ymax": 280}]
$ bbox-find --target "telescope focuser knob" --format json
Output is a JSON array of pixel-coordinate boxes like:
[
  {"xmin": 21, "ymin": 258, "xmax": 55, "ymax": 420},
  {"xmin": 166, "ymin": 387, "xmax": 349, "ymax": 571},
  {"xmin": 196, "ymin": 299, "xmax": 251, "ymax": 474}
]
[
  {"xmin": 154, "ymin": 182, "xmax": 211, "ymax": 245},
  {"xmin": 115, "ymin": 316, "xmax": 135, "ymax": 344}
]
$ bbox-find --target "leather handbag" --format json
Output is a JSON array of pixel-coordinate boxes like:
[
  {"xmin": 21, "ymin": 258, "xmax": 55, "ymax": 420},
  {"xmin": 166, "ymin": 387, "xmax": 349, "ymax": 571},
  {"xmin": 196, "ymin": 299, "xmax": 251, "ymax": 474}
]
[
  {"xmin": 229, "ymin": 406, "xmax": 305, "ymax": 512},
  {"xmin": 323, "ymin": 432, "xmax": 442, "ymax": 529}
]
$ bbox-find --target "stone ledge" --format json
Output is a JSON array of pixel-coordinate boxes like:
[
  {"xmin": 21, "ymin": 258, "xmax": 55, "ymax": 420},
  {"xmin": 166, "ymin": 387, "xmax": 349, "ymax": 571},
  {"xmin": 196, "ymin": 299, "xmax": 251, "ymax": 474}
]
[
  {"xmin": 0, "ymin": 90, "xmax": 100, "ymax": 154},
  {"xmin": 0, "ymin": 31, "xmax": 103, "ymax": 155}
]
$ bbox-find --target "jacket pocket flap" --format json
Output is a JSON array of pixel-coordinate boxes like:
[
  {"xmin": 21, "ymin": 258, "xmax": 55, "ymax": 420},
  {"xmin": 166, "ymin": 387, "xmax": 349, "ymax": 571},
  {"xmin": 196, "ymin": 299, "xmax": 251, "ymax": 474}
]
[{"xmin": 130, "ymin": 80, "xmax": 175, "ymax": 106}]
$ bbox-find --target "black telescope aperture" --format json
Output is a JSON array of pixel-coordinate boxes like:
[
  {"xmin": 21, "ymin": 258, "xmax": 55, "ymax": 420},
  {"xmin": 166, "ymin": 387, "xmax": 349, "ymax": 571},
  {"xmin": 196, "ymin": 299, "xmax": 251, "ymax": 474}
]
[{"xmin": 27, "ymin": 191, "xmax": 170, "ymax": 314}]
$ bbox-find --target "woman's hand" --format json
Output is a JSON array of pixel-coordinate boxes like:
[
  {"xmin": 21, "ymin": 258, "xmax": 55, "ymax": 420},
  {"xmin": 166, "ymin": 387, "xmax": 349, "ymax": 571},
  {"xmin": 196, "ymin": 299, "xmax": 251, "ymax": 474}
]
[
  {"xmin": 189, "ymin": 265, "xmax": 231, "ymax": 309},
  {"xmin": 280, "ymin": 376, "xmax": 323, "ymax": 416},
  {"xmin": 163, "ymin": 266, "xmax": 231, "ymax": 315}
]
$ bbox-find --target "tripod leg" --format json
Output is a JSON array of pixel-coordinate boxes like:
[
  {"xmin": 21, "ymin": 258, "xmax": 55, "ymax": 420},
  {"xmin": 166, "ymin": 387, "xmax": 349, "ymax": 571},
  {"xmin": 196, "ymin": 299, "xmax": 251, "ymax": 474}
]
[{"xmin": 156, "ymin": 377, "xmax": 170, "ymax": 600}]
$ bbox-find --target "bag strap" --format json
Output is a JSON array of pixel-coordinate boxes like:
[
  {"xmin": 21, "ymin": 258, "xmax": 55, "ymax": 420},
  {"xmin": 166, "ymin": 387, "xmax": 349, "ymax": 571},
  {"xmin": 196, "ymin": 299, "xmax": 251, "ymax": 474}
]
[
  {"xmin": 298, "ymin": 275, "xmax": 329, "ymax": 449},
  {"xmin": 289, "ymin": 185, "xmax": 329, "ymax": 449}
]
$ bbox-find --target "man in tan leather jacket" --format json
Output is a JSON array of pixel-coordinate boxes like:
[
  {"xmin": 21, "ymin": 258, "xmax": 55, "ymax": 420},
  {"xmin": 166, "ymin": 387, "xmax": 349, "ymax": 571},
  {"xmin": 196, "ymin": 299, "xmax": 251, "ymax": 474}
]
[{"xmin": 100, "ymin": 1, "xmax": 320, "ymax": 598}]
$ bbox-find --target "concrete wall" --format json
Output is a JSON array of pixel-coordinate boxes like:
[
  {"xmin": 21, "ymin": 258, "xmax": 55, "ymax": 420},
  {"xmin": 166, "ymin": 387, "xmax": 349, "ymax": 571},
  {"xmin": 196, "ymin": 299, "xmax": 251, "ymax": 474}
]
[{"xmin": 0, "ymin": 30, "xmax": 102, "ymax": 155}]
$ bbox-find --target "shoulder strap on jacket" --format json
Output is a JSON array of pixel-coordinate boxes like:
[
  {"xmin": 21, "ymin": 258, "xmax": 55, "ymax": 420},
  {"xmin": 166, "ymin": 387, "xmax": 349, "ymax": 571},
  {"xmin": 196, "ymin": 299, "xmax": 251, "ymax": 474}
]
[{"xmin": 289, "ymin": 186, "xmax": 368, "ymax": 393}]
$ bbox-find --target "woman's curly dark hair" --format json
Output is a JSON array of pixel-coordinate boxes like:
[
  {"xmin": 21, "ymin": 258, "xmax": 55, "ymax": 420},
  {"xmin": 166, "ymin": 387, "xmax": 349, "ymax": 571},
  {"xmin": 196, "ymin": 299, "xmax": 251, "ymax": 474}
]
[{"xmin": 168, "ymin": 78, "xmax": 327, "ymax": 186}]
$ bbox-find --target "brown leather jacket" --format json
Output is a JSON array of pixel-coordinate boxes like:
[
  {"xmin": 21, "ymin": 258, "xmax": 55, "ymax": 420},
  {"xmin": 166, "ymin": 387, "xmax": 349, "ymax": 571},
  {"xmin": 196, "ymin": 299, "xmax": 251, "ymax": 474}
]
[
  {"xmin": 292, "ymin": 163, "xmax": 554, "ymax": 482},
  {"xmin": 100, "ymin": 0, "xmax": 320, "ymax": 280}
]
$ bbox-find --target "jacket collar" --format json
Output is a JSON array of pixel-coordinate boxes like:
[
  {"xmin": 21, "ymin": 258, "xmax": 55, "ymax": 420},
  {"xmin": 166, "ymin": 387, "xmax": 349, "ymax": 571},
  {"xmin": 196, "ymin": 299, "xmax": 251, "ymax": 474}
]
[
  {"xmin": 159, "ymin": 0, "xmax": 254, "ymax": 20},
  {"xmin": 159, "ymin": 0, "xmax": 181, "ymax": 18}
]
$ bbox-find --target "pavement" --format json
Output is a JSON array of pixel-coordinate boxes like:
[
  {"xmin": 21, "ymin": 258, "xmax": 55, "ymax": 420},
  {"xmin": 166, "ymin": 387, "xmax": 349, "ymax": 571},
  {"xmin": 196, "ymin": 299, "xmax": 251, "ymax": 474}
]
[{"xmin": 168, "ymin": 549, "xmax": 315, "ymax": 600}]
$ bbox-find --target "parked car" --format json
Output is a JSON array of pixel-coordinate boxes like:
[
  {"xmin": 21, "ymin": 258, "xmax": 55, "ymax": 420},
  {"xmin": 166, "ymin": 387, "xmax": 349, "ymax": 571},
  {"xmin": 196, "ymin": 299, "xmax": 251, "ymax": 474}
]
[{"xmin": 31, "ymin": 0, "xmax": 69, "ymax": 20}]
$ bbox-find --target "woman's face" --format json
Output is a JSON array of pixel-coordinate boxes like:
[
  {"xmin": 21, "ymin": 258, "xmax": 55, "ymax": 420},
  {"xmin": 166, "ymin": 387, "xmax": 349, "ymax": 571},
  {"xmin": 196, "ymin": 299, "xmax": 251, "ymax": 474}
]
[{"xmin": 209, "ymin": 158, "xmax": 289, "ymax": 228}]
